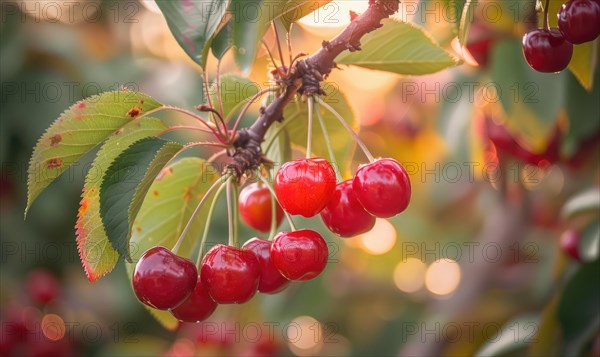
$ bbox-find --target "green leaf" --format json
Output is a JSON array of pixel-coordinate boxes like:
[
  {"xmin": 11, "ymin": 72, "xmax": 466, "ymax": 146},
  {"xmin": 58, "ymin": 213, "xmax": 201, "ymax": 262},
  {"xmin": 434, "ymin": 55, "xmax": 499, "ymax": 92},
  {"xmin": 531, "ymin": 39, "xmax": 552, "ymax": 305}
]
[
  {"xmin": 568, "ymin": 40, "xmax": 598, "ymax": 92},
  {"xmin": 155, "ymin": 0, "xmax": 230, "ymax": 69},
  {"xmin": 490, "ymin": 39, "xmax": 567, "ymax": 151},
  {"xmin": 335, "ymin": 19, "xmax": 459, "ymax": 75},
  {"xmin": 474, "ymin": 314, "xmax": 540, "ymax": 357},
  {"xmin": 278, "ymin": 0, "xmax": 333, "ymax": 31},
  {"xmin": 125, "ymin": 158, "xmax": 220, "ymax": 329},
  {"xmin": 76, "ymin": 118, "xmax": 167, "ymax": 282},
  {"xmin": 27, "ymin": 92, "xmax": 163, "ymax": 215},
  {"xmin": 558, "ymin": 259, "xmax": 600, "ymax": 355},
  {"xmin": 211, "ymin": 19, "xmax": 233, "ymax": 60},
  {"xmin": 561, "ymin": 188, "xmax": 600, "ymax": 220},
  {"xmin": 579, "ymin": 220, "xmax": 599, "ymax": 263},
  {"xmin": 209, "ymin": 74, "xmax": 260, "ymax": 120},
  {"xmin": 564, "ymin": 71, "xmax": 600, "ymax": 156},
  {"xmin": 99, "ymin": 138, "xmax": 183, "ymax": 260},
  {"xmin": 230, "ymin": 0, "xmax": 288, "ymax": 72},
  {"xmin": 457, "ymin": 0, "xmax": 477, "ymax": 46},
  {"xmin": 282, "ymin": 83, "xmax": 355, "ymax": 176}
]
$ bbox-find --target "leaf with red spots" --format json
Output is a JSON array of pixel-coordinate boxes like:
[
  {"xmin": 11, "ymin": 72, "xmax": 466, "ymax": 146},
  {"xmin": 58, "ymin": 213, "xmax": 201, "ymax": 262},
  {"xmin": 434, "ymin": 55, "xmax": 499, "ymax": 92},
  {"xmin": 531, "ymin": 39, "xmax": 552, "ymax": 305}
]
[
  {"xmin": 99, "ymin": 137, "xmax": 183, "ymax": 260},
  {"xmin": 76, "ymin": 118, "xmax": 167, "ymax": 282},
  {"xmin": 27, "ymin": 91, "xmax": 164, "ymax": 215},
  {"xmin": 125, "ymin": 157, "xmax": 220, "ymax": 329}
]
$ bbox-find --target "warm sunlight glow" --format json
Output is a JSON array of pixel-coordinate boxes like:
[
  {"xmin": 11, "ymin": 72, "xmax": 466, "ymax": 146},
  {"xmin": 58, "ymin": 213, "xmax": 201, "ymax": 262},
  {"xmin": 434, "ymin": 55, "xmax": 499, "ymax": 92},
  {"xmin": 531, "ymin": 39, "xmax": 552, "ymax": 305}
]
[
  {"xmin": 299, "ymin": 1, "xmax": 369, "ymax": 28},
  {"xmin": 41, "ymin": 314, "xmax": 66, "ymax": 341},
  {"xmin": 358, "ymin": 219, "xmax": 397, "ymax": 255},
  {"xmin": 425, "ymin": 259, "xmax": 461, "ymax": 296},
  {"xmin": 288, "ymin": 316, "xmax": 324, "ymax": 356},
  {"xmin": 394, "ymin": 258, "xmax": 427, "ymax": 293}
]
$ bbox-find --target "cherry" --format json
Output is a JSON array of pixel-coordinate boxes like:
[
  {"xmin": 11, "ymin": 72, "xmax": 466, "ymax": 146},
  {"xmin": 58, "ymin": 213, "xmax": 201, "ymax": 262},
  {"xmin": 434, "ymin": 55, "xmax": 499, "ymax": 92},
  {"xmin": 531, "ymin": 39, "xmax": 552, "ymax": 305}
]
[
  {"xmin": 270, "ymin": 230, "xmax": 328, "ymax": 281},
  {"xmin": 170, "ymin": 277, "xmax": 217, "ymax": 322},
  {"xmin": 560, "ymin": 230, "xmax": 582, "ymax": 262},
  {"xmin": 274, "ymin": 158, "xmax": 336, "ymax": 217},
  {"xmin": 239, "ymin": 182, "xmax": 284, "ymax": 233},
  {"xmin": 320, "ymin": 180, "xmax": 376, "ymax": 237},
  {"xmin": 558, "ymin": 0, "xmax": 600, "ymax": 44},
  {"xmin": 242, "ymin": 238, "xmax": 290, "ymax": 294},
  {"xmin": 132, "ymin": 246, "xmax": 197, "ymax": 310},
  {"xmin": 25, "ymin": 269, "xmax": 59, "ymax": 304},
  {"xmin": 522, "ymin": 28, "xmax": 573, "ymax": 73},
  {"xmin": 200, "ymin": 244, "xmax": 260, "ymax": 304},
  {"xmin": 352, "ymin": 159, "xmax": 411, "ymax": 218}
]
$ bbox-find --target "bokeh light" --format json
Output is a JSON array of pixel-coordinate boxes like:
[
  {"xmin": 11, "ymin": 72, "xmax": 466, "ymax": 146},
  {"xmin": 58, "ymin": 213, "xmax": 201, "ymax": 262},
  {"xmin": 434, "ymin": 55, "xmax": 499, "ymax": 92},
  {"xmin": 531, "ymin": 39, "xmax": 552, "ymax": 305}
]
[
  {"xmin": 425, "ymin": 259, "xmax": 461, "ymax": 296},
  {"xmin": 358, "ymin": 219, "xmax": 397, "ymax": 255},
  {"xmin": 41, "ymin": 313, "xmax": 66, "ymax": 341},
  {"xmin": 287, "ymin": 316, "xmax": 324, "ymax": 356},
  {"xmin": 393, "ymin": 258, "xmax": 427, "ymax": 293}
]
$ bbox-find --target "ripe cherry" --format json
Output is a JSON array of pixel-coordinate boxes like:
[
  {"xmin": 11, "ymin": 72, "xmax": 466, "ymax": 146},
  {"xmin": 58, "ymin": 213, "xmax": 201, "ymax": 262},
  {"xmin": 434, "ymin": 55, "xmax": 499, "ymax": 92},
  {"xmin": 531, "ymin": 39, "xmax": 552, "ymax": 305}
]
[
  {"xmin": 522, "ymin": 28, "xmax": 573, "ymax": 73},
  {"xmin": 558, "ymin": 0, "xmax": 600, "ymax": 44},
  {"xmin": 239, "ymin": 182, "xmax": 284, "ymax": 233},
  {"xmin": 352, "ymin": 159, "xmax": 411, "ymax": 218},
  {"xmin": 560, "ymin": 230, "xmax": 582, "ymax": 262},
  {"xmin": 171, "ymin": 277, "xmax": 217, "ymax": 322},
  {"xmin": 274, "ymin": 158, "xmax": 336, "ymax": 217},
  {"xmin": 132, "ymin": 246, "xmax": 197, "ymax": 310},
  {"xmin": 200, "ymin": 244, "xmax": 260, "ymax": 304},
  {"xmin": 270, "ymin": 230, "xmax": 328, "ymax": 281},
  {"xmin": 242, "ymin": 238, "xmax": 290, "ymax": 294},
  {"xmin": 25, "ymin": 269, "xmax": 59, "ymax": 304},
  {"xmin": 320, "ymin": 180, "xmax": 376, "ymax": 237}
]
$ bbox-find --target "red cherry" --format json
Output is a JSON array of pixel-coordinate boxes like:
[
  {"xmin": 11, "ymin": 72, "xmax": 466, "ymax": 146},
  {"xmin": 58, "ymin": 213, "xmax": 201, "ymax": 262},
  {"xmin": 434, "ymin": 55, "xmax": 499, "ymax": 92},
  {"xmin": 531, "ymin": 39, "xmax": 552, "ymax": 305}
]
[
  {"xmin": 320, "ymin": 180, "xmax": 376, "ymax": 237},
  {"xmin": 132, "ymin": 246, "xmax": 197, "ymax": 310},
  {"xmin": 522, "ymin": 28, "xmax": 573, "ymax": 73},
  {"xmin": 200, "ymin": 244, "xmax": 260, "ymax": 304},
  {"xmin": 558, "ymin": 0, "xmax": 600, "ymax": 44},
  {"xmin": 170, "ymin": 277, "xmax": 217, "ymax": 322},
  {"xmin": 274, "ymin": 158, "xmax": 336, "ymax": 217},
  {"xmin": 25, "ymin": 269, "xmax": 59, "ymax": 304},
  {"xmin": 270, "ymin": 230, "xmax": 328, "ymax": 281},
  {"xmin": 242, "ymin": 238, "xmax": 290, "ymax": 294},
  {"xmin": 560, "ymin": 230, "xmax": 582, "ymax": 262},
  {"xmin": 239, "ymin": 182, "xmax": 284, "ymax": 233},
  {"xmin": 352, "ymin": 159, "xmax": 411, "ymax": 218}
]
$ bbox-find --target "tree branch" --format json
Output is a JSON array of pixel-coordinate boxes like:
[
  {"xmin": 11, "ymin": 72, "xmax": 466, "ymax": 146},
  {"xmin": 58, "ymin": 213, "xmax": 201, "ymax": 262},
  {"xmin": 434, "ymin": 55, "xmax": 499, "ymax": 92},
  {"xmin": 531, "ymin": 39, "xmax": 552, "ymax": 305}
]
[{"xmin": 229, "ymin": 0, "xmax": 400, "ymax": 179}]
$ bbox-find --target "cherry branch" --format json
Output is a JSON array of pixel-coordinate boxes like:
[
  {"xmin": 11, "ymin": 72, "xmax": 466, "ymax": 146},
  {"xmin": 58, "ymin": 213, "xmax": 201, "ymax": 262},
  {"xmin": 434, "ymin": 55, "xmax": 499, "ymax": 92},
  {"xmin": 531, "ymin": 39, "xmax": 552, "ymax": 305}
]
[{"xmin": 229, "ymin": 0, "xmax": 400, "ymax": 177}]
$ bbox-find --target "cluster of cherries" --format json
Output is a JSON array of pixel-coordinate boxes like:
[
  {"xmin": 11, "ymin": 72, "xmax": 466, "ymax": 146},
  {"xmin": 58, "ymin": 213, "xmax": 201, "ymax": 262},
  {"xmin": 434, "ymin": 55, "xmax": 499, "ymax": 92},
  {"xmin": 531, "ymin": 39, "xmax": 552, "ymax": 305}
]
[
  {"xmin": 522, "ymin": 0, "xmax": 600, "ymax": 73},
  {"xmin": 132, "ymin": 156, "xmax": 411, "ymax": 323}
]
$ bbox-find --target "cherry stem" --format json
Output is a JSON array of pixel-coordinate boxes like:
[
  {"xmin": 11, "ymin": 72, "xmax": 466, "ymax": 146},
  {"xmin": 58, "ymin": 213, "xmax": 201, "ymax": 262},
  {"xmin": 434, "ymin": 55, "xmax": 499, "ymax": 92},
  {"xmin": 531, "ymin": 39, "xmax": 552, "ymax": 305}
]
[
  {"xmin": 226, "ymin": 179, "xmax": 234, "ymax": 247},
  {"xmin": 266, "ymin": 168, "xmax": 277, "ymax": 241},
  {"xmin": 183, "ymin": 142, "xmax": 229, "ymax": 150},
  {"xmin": 261, "ymin": 39, "xmax": 280, "ymax": 71},
  {"xmin": 306, "ymin": 97, "xmax": 314, "ymax": 158},
  {"xmin": 149, "ymin": 106, "xmax": 224, "ymax": 143},
  {"xmin": 172, "ymin": 172, "xmax": 232, "ymax": 255},
  {"xmin": 231, "ymin": 88, "xmax": 274, "ymax": 134},
  {"xmin": 543, "ymin": 0, "xmax": 550, "ymax": 30},
  {"xmin": 315, "ymin": 99, "xmax": 341, "ymax": 181},
  {"xmin": 317, "ymin": 98, "xmax": 375, "ymax": 163},
  {"xmin": 286, "ymin": 24, "xmax": 293, "ymax": 67},
  {"xmin": 272, "ymin": 21, "xmax": 286, "ymax": 67},
  {"xmin": 232, "ymin": 181, "xmax": 240, "ymax": 247},
  {"xmin": 216, "ymin": 59, "xmax": 226, "ymax": 121},
  {"xmin": 157, "ymin": 126, "xmax": 216, "ymax": 137},
  {"xmin": 196, "ymin": 177, "xmax": 229, "ymax": 267},
  {"xmin": 257, "ymin": 174, "xmax": 296, "ymax": 231}
]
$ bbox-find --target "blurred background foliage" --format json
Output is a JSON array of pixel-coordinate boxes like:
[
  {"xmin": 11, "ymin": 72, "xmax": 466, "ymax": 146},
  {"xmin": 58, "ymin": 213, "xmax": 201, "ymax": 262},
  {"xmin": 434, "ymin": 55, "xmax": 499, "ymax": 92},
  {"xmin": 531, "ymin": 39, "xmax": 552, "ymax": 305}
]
[{"xmin": 1, "ymin": 1, "xmax": 599, "ymax": 356}]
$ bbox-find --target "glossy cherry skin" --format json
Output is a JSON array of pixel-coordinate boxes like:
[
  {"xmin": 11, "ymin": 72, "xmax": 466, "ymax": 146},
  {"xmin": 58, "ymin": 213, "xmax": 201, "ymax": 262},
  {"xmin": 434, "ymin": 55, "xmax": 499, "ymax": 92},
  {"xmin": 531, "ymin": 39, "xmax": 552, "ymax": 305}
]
[
  {"xmin": 560, "ymin": 230, "xmax": 582, "ymax": 262},
  {"xmin": 352, "ymin": 159, "xmax": 411, "ymax": 218},
  {"xmin": 558, "ymin": 0, "xmax": 600, "ymax": 44},
  {"xmin": 200, "ymin": 244, "xmax": 260, "ymax": 304},
  {"xmin": 242, "ymin": 238, "xmax": 291, "ymax": 294},
  {"xmin": 320, "ymin": 180, "xmax": 376, "ymax": 237},
  {"xmin": 270, "ymin": 230, "xmax": 328, "ymax": 281},
  {"xmin": 522, "ymin": 28, "xmax": 573, "ymax": 73},
  {"xmin": 132, "ymin": 246, "xmax": 197, "ymax": 310},
  {"xmin": 274, "ymin": 158, "xmax": 336, "ymax": 217},
  {"xmin": 170, "ymin": 277, "xmax": 217, "ymax": 322},
  {"xmin": 239, "ymin": 182, "xmax": 284, "ymax": 233},
  {"xmin": 25, "ymin": 269, "xmax": 59, "ymax": 304}
]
